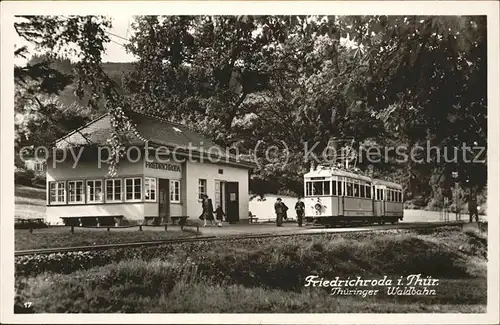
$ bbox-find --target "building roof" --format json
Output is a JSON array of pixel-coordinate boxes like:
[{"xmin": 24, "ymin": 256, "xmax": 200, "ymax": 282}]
[{"xmin": 55, "ymin": 111, "xmax": 256, "ymax": 168}]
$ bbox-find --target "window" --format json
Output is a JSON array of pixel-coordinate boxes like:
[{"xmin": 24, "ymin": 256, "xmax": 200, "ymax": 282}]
[
  {"xmin": 353, "ymin": 182, "xmax": 360, "ymax": 197},
  {"xmin": 323, "ymin": 181, "xmax": 330, "ymax": 195},
  {"xmin": 198, "ymin": 179, "xmax": 207, "ymax": 200},
  {"xmin": 170, "ymin": 180, "xmax": 180, "ymax": 203},
  {"xmin": 87, "ymin": 180, "xmax": 103, "ymax": 203},
  {"xmin": 306, "ymin": 182, "xmax": 313, "ymax": 196},
  {"xmin": 332, "ymin": 181, "xmax": 337, "ymax": 196},
  {"xmin": 346, "ymin": 181, "xmax": 353, "ymax": 197},
  {"xmin": 34, "ymin": 162, "xmax": 45, "ymax": 171},
  {"xmin": 144, "ymin": 177, "xmax": 157, "ymax": 201},
  {"xmin": 313, "ymin": 182, "xmax": 323, "ymax": 195},
  {"xmin": 360, "ymin": 184, "xmax": 365, "ymax": 198},
  {"xmin": 366, "ymin": 185, "xmax": 372, "ymax": 199},
  {"xmin": 399, "ymin": 191, "xmax": 402, "ymax": 202},
  {"xmin": 125, "ymin": 178, "xmax": 142, "ymax": 201},
  {"xmin": 377, "ymin": 188, "xmax": 384, "ymax": 201},
  {"xmin": 106, "ymin": 179, "xmax": 122, "ymax": 202},
  {"xmin": 68, "ymin": 180, "xmax": 84, "ymax": 203},
  {"xmin": 49, "ymin": 181, "xmax": 65, "ymax": 204},
  {"xmin": 305, "ymin": 181, "xmax": 330, "ymax": 196}
]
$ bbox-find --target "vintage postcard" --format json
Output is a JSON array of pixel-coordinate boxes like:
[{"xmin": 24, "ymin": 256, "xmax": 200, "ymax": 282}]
[{"xmin": 1, "ymin": 1, "xmax": 499, "ymax": 324}]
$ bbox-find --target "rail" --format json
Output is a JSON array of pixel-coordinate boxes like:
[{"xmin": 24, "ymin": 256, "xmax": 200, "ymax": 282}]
[{"xmin": 14, "ymin": 221, "xmax": 466, "ymax": 256}]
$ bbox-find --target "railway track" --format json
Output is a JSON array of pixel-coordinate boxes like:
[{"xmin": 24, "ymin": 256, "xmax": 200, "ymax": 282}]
[{"xmin": 15, "ymin": 221, "xmax": 465, "ymax": 256}]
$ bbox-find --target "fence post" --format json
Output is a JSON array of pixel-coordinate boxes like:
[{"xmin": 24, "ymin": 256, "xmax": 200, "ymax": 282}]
[
  {"xmin": 139, "ymin": 225, "xmax": 143, "ymax": 231},
  {"xmin": 29, "ymin": 226, "xmax": 33, "ymax": 234},
  {"xmin": 164, "ymin": 224, "xmax": 168, "ymax": 231},
  {"xmin": 71, "ymin": 225, "xmax": 74, "ymax": 234},
  {"xmin": 107, "ymin": 227, "xmax": 110, "ymax": 232}
]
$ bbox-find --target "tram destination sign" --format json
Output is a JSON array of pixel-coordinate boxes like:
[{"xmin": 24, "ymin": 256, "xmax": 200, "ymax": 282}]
[{"xmin": 145, "ymin": 161, "xmax": 181, "ymax": 172}]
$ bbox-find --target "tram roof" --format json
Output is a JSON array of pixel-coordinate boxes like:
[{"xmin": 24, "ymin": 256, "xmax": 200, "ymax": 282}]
[
  {"xmin": 304, "ymin": 166, "xmax": 372, "ymax": 182},
  {"xmin": 371, "ymin": 179, "xmax": 403, "ymax": 189}
]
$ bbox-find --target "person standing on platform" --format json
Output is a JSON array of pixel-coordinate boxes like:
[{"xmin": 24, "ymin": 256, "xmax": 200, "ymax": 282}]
[
  {"xmin": 274, "ymin": 198, "xmax": 284, "ymax": 227},
  {"xmin": 214, "ymin": 205, "xmax": 225, "ymax": 227},
  {"xmin": 295, "ymin": 197, "xmax": 305, "ymax": 227},
  {"xmin": 205, "ymin": 195, "xmax": 215, "ymax": 226},
  {"xmin": 468, "ymin": 190, "xmax": 479, "ymax": 223},
  {"xmin": 199, "ymin": 195, "xmax": 207, "ymax": 224},
  {"xmin": 199, "ymin": 194, "xmax": 215, "ymax": 227}
]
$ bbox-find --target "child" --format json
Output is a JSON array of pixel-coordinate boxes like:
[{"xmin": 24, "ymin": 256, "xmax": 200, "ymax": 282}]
[{"xmin": 214, "ymin": 205, "xmax": 225, "ymax": 227}]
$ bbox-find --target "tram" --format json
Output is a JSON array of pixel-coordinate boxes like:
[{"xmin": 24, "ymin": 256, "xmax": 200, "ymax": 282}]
[{"xmin": 304, "ymin": 164, "xmax": 404, "ymax": 225}]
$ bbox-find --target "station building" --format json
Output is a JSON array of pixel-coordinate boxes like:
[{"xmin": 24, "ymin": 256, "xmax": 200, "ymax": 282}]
[{"xmin": 45, "ymin": 111, "xmax": 255, "ymax": 226}]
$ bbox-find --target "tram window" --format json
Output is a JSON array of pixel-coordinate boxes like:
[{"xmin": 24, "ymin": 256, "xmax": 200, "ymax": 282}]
[
  {"xmin": 306, "ymin": 182, "xmax": 312, "ymax": 196},
  {"xmin": 366, "ymin": 185, "xmax": 371, "ymax": 198},
  {"xmin": 337, "ymin": 181, "xmax": 343, "ymax": 196},
  {"xmin": 346, "ymin": 182, "xmax": 353, "ymax": 197},
  {"xmin": 360, "ymin": 185, "xmax": 365, "ymax": 198},
  {"xmin": 323, "ymin": 181, "xmax": 330, "ymax": 195},
  {"xmin": 332, "ymin": 181, "xmax": 337, "ymax": 195},
  {"xmin": 313, "ymin": 182, "xmax": 322, "ymax": 195},
  {"xmin": 391, "ymin": 190, "xmax": 395, "ymax": 202},
  {"xmin": 399, "ymin": 192, "xmax": 402, "ymax": 202},
  {"xmin": 353, "ymin": 184, "xmax": 359, "ymax": 197}
]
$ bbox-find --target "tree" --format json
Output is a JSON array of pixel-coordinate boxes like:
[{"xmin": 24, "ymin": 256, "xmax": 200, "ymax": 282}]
[
  {"xmin": 14, "ymin": 16, "xmax": 140, "ymax": 175},
  {"xmin": 339, "ymin": 16, "xmax": 487, "ymax": 197}
]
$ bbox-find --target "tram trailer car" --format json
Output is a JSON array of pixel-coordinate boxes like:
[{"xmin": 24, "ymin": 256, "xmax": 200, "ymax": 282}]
[{"xmin": 304, "ymin": 165, "xmax": 404, "ymax": 226}]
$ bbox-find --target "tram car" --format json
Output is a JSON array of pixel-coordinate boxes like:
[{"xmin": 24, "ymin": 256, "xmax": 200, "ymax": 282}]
[{"xmin": 304, "ymin": 164, "xmax": 404, "ymax": 225}]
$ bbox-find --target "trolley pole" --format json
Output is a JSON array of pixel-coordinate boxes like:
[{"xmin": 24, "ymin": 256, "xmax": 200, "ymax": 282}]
[{"xmin": 452, "ymin": 172, "xmax": 460, "ymax": 221}]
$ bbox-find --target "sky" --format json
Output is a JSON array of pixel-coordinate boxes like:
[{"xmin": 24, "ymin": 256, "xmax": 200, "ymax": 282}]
[
  {"xmin": 101, "ymin": 15, "xmax": 137, "ymax": 62},
  {"xmin": 15, "ymin": 15, "xmax": 137, "ymax": 65},
  {"xmin": 14, "ymin": 15, "xmax": 359, "ymax": 65}
]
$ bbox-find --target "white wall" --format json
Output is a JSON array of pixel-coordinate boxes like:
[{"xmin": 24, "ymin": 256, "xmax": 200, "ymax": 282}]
[
  {"xmin": 46, "ymin": 153, "xmax": 250, "ymax": 223},
  {"xmin": 185, "ymin": 160, "xmax": 249, "ymax": 221},
  {"xmin": 46, "ymin": 203, "xmax": 144, "ymax": 225},
  {"xmin": 249, "ymin": 194, "xmax": 298, "ymax": 221}
]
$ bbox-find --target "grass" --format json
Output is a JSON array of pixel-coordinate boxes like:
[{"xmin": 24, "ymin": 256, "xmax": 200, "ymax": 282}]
[
  {"xmin": 15, "ymin": 227, "xmax": 199, "ymax": 251},
  {"xmin": 15, "ymin": 225, "xmax": 488, "ymax": 313},
  {"xmin": 15, "ymin": 185, "xmax": 46, "ymax": 219}
]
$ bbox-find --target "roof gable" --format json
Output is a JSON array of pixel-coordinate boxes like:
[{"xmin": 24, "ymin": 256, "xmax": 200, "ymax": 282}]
[{"xmin": 55, "ymin": 111, "xmax": 256, "ymax": 168}]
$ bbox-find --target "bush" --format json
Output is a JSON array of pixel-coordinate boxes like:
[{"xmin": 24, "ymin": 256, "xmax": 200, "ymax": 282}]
[
  {"xmin": 15, "ymin": 170, "xmax": 36, "ymax": 186},
  {"xmin": 32, "ymin": 174, "xmax": 46, "ymax": 187}
]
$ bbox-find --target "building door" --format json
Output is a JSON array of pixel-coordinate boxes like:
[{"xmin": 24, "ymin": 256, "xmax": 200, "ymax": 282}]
[
  {"xmin": 225, "ymin": 182, "xmax": 239, "ymax": 223},
  {"xmin": 158, "ymin": 179, "xmax": 170, "ymax": 224}
]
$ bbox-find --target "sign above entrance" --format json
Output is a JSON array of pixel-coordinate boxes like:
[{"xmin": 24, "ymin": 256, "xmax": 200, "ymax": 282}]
[{"xmin": 145, "ymin": 161, "xmax": 181, "ymax": 172}]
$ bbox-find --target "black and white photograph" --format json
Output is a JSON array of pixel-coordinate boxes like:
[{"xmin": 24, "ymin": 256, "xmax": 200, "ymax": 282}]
[{"xmin": 1, "ymin": 1, "xmax": 499, "ymax": 323}]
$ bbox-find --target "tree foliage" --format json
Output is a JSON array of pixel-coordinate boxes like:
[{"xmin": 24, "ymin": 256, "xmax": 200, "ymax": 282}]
[{"xmin": 15, "ymin": 15, "xmax": 487, "ymax": 202}]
